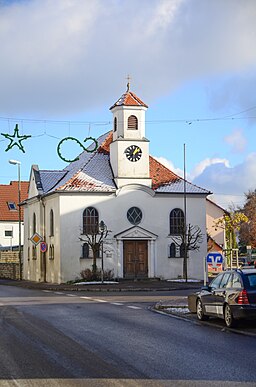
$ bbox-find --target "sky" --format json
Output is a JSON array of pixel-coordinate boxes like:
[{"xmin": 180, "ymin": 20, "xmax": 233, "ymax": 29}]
[{"xmin": 0, "ymin": 0, "xmax": 255, "ymax": 210}]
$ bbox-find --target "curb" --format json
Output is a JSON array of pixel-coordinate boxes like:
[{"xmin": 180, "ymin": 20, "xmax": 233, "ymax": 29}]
[
  {"xmin": 151, "ymin": 305, "xmax": 256, "ymax": 338},
  {"xmin": 0, "ymin": 280, "xmax": 202, "ymax": 293}
]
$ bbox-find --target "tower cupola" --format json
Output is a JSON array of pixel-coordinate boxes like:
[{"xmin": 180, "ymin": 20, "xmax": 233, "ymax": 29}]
[
  {"xmin": 109, "ymin": 84, "xmax": 151, "ymax": 189},
  {"xmin": 110, "ymin": 82, "xmax": 148, "ymax": 141}
]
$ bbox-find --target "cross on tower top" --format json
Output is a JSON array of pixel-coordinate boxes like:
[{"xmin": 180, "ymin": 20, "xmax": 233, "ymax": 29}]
[{"xmin": 126, "ymin": 74, "xmax": 131, "ymax": 92}]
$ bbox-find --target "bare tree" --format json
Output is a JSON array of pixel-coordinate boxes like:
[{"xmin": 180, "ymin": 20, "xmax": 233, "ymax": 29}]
[
  {"xmin": 172, "ymin": 224, "xmax": 203, "ymax": 281},
  {"xmin": 79, "ymin": 221, "xmax": 108, "ymax": 279}
]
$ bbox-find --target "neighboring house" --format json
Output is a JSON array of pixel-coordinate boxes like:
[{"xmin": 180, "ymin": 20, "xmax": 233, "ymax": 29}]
[
  {"xmin": 23, "ymin": 85, "xmax": 211, "ymax": 284},
  {"xmin": 0, "ymin": 181, "xmax": 29, "ymax": 248},
  {"xmin": 206, "ymin": 198, "xmax": 227, "ymax": 252}
]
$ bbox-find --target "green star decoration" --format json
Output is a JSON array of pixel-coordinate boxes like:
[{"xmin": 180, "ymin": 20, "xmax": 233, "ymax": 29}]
[{"xmin": 1, "ymin": 124, "xmax": 32, "ymax": 153}]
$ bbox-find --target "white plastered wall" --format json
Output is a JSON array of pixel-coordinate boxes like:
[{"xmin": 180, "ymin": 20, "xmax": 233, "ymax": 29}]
[
  {"xmin": 0, "ymin": 221, "xmax": 24, "ymax": 248},
  {"xmin": 206, "ymin": 200, "xmax": 226, "ymax": 248},
  {"xmin": 56, "ymin": 187, "xmax": 207, "ymax": 283}
]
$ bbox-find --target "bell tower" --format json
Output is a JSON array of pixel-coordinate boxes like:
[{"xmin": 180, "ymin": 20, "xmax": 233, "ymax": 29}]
[{"xmin": 109, "ymin": 83, "xmax": 152, "ymax": 188}]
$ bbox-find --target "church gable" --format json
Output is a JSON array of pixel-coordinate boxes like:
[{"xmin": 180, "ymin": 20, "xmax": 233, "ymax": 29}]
[{"xmin": 114, "ymin": 225, "xmax": 158, "ymax": 240}]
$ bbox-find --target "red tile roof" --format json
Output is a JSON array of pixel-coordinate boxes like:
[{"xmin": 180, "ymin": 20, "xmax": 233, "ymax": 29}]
[
  {"xmin": 0, "ymin": 181, "xmax": 29, "ymax": 221},
  {"xmin": 110, "ymin": 90, "xmax": 148, "ymax": 109},
  {"xmin": 149, "ymin": 156, "xmax": 180, "ymax": 189},
  {"xmin": 98, "ymin": 132, "xmax": 113, "ymax": 154}
]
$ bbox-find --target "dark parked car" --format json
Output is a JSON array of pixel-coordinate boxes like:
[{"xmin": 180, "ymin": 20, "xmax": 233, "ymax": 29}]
[{"xmin": 188, "ymin": 268, "xmax": 256, "ymax": 327}]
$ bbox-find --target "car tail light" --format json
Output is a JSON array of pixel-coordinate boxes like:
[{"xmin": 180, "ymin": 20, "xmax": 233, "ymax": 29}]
[{"xmin": 237, "ymin": 290, "xmax": 249, "ymax": 304}]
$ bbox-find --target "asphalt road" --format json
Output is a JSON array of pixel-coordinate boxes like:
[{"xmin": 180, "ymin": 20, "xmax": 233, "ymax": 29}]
[{"xmin": 0, "ymin": 284, "xmax": 256, "ymax": 386}]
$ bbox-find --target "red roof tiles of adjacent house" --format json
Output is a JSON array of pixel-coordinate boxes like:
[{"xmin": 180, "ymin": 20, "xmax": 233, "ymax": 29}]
[
  {"xmin": 0, "ymin": 181, "xmax": 29, "ymax": 221},
  {"xmin": 110, "ymin": 90, "xmax": 148, "ymax": 109}
]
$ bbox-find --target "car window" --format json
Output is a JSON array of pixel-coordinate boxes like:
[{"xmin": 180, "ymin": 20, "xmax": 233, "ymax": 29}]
[
  {"xmin": 246, "ymin": 274, "xmax": 256, "ymax": 289},
  {"xmin": 219, "ymin": 273, "xmax": 231, "ymax": 288},
  {"xmin": 210, "ymin": 273, "xmax": 224, "ymax": 289},
  {"xmin": 232, "ymin": 273, "xmax": 242, "ymax": 289},
  {"xmin": 226, "ymin": 274, "xmax": 234, "ymax": 288}
]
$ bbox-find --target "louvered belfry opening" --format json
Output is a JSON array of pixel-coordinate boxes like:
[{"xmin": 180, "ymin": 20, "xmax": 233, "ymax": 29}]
[
  {"xmin": 114, "ymin": 117, "xmax": 117, "ymax": 132},
  {"xmin": 128, "ymin": 115, "xmax": 138, "ymax": 130}
]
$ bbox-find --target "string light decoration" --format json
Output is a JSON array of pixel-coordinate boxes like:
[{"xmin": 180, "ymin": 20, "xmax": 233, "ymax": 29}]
[
  {"xmin": 57, "ymin": 136, "xmax": 98, "ymax": 163},
  {"xmin": 1, "ymin": 124, "xmax": 31, "ymax": 153}
]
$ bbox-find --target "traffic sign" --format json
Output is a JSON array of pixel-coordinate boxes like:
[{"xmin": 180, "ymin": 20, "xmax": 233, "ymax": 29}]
[
  {"xmin": 30, "ymin": 232, "xmax": 43, "ymax": 246},
  {"xmin": 206, "ymin": 252, "xmax": 223, "ymax": 268},
  {"xmin": 40, "ymin": 241, "xmax": 48, "ymax": 253}
]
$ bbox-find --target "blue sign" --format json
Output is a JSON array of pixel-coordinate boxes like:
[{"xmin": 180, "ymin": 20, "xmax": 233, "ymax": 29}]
[
  {"xmin": 206, "ymin": 252, "xmax": 223, "ymax": 267},
  {"xmin": 40, "ymin": 241, "xmax": 48, "ymax": 253}
]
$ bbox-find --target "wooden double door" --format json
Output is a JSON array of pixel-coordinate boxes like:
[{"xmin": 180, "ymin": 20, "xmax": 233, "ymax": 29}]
[{"xmin": 123, "ymin": 240, "xmax": 148, "ymax": 279}]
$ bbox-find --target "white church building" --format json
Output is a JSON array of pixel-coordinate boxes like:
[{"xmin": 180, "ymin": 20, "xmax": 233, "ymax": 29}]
[{"xmin": 23, "ymin": 85, "xmax": 211, "ymax": 284}]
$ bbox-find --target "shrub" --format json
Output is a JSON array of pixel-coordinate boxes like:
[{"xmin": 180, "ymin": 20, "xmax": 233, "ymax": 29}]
[{"xmin": 80, "ymin": 268, "xmax": 114, "ymax": 281}]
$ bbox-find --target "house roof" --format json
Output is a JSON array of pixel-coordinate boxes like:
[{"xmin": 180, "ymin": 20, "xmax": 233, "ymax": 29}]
[
  {"xmin": 0, "ymin": 181, "xmax": 29, "ymax": 221},
  {"xmin": 34, "ymin": 131, "xmax": 210, "ymax": 196},
  {"xmin": 109, "ymin": 87, "xmax": 148, "ymax": 110}
]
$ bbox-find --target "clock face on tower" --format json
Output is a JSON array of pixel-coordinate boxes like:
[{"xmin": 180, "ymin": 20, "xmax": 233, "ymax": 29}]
[{"xmin": 125, "ymin": 145, "xmax": 142, "ymax": 162}]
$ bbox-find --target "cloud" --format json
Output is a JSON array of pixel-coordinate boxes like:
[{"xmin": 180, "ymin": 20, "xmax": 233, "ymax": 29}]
[
  {"xmin": 193, "ymin": 153, "xmax": 256, "ymax": 209},
  {"xmin": 154, "ymin": 154, "xmax": 256, "ymax": 209},
  {"xmin": 154, "ymin": 156, "xmax": 183, "ymax": 177},
  {"xmin": 224, "ymin": 129, "xmax": 247, "ymax": 153},
  {"xmin": 190, "ymin": 157, "xmax": 230, "ymax": 180},
  {"xmin": 0, "ymin": 0, "xmax": 256, "ymax": 115}
]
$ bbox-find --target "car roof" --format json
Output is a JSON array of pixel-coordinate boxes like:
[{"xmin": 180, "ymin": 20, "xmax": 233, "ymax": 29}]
[
  {"xmin": 218, "ymin": 268, "xmax": 256, "ymax": 275},
  {"xmin": 239, "ymin": 268, "xmax": 256, "ymax": 274}
]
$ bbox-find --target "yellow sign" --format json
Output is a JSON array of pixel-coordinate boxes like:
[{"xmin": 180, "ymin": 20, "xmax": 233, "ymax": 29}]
[{"xmin": 30, "ymin": 233, "xmax": 43, "ymax": 246}]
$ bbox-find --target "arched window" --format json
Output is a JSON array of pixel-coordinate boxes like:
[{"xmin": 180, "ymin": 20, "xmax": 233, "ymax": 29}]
[
  {"xmin": 49, "ymin": 244, "xmax": 54, "ymax": 260},
  {"xmin": 33, "ymin": 213, "xmax": 36, "ymax": 234},
  {"xmin": 50, "ymin": 209, "xmax": 54, "ymax": 236},
  {"xmin": 169, "ymin": 242, "xmax": 176, "ymax": 258},
  {"xmin": 170, "ymin": 208, "xmax": 184, "ymax": 235},
  {"xmin": 82, "ymin": 243, "xmax": 89, "ymax": 258},
  {"xmin": 83, "ymin": 207, "xmax": 99, "ymax": 234},
  {"xmin": 114, "ymin": 117, "xmax": 117, "ymax": 132},
  {"xmin": 128, "ymin": 115, "xmax": 138, "ymax": 130}
]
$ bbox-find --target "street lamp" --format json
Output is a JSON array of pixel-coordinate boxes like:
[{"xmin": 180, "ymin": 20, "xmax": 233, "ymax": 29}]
[
  {"xmin": 99, "ymin": 220, "xmax": 107, "ymax": 283},
  {"xmin": 9, "ymin": 160, "xmax": 22, "ymax": 280}
]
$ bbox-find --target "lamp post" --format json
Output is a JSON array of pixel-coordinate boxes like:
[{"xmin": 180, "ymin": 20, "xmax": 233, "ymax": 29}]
[
  {"xmin": 99, "ymin": 220, "xmax": 107, "ymax": 283},
  {"xmin": 9, "ymin": 160, "xmax": 22, "ymax": 280}
]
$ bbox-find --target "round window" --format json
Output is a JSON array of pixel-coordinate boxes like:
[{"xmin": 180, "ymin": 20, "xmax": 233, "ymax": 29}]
[{"xmin": 127, "ymin": 207, "xmax": 142, "ymax": 225}]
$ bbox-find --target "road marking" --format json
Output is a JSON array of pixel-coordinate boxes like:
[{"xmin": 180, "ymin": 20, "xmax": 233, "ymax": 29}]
[
  {"xmin": 80, "ymin": 296, "xmax": 92, "ymax": 300},
  {"xmin": 40, "ymin": 290, "xmax": 142, "ymax": 311},
  {"xmin": 92, "ymin": 299, "xmax": 108, "ymax": 303}
]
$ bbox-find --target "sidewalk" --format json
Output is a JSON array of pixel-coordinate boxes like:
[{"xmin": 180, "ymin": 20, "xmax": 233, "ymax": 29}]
[{"xmin": 0, "ymin": 278, "xmax": 203, "ymax": 293}]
